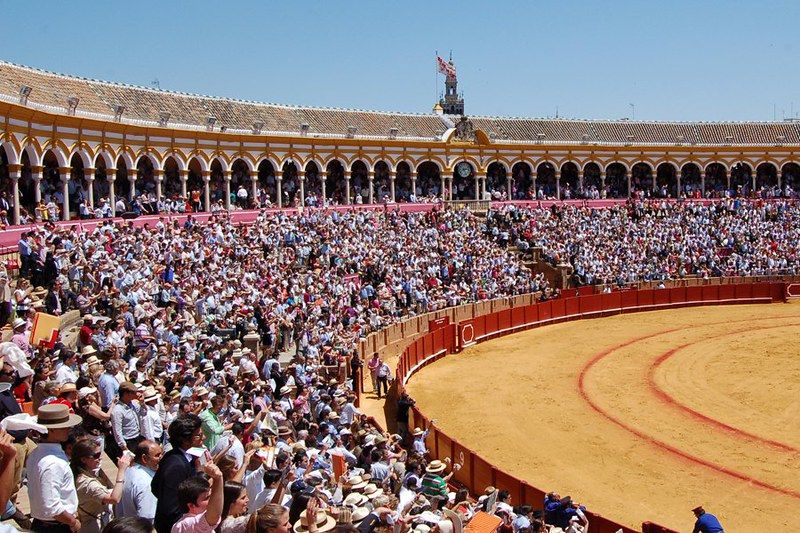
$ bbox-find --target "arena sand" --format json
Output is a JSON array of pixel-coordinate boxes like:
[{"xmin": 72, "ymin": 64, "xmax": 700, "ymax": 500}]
[{"xmin": 405, "ymin": 303, "xmax": 800, "ymax": 532}]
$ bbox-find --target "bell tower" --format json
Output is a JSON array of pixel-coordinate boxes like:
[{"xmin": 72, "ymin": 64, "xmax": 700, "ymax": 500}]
[{"xmin": 438, "ymin": 56, "xmax": 464, "ymax": 116}]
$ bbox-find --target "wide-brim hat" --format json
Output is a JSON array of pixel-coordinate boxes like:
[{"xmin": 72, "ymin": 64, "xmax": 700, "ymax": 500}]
[
  {"xmin": 413, "ymin": 427, "xmax": 425, "ymax": 436},
  {"xmin": 194, "ymin": 386, "xmax": 209, "ymax": 397},
  {"xmin": 351, "ymin": 507, "xmax": 370, "ymax": 524},
  {"xmin": 11, "ymin": 318, "xmax": 26, "ymax": 330},
  {"xmin": 85, "ymin": 355, "xmax": 101, "ymax": 367},
  {"xmin": 277, "ymin": 425, "xmax": 293, "ymax": 437},
  {"xmin": 36, "ymin": 404, "xmax": 83, "ymax": 430},
  {"xmin": 32, "ymin": 287, "xmax": 48, "ymax": 298},
  {"xmin": 143, "ymin": 387, "xmax": 159, "ymax": 402},
  {"xmin": 362, "ymin": 484, "xmax": 384, "ymax": 499},
  {"xmin": 426, "ymin": 460, "xmax": 447, "ymax": 474},
  {"xmin": 344, "ymin": 492, "xmax": 368, "ymax": 507},
  {"xmin": 202, "ymin": 362, "xmax": 214, "ymax": 372},
  {"xmin": 279, "ymin": 385, "xmax": 293, "ymax": 395},
  {"xmin": 294, "ymin": 511, "xmax": 336, "ymax": 533},
  {"xmin": 58, "ymin": 382, "xmax": 77, "ymax": 395},
  {"xmin": 83, "ymin": 314, "xmax": 94, "ymax": 322},
  {"xmin": 81, "ymin": 345, "xmax": 97, "ymax": 357}
]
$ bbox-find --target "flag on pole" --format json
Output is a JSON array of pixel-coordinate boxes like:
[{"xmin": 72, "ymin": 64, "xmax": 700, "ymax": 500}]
[{"xmin": 436, "ymin": 56, "xmax": 457, "ymax": 80}]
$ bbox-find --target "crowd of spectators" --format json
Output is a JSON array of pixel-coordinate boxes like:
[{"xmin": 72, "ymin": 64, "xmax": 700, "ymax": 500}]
[
  {"xmin": 0, "ymin": 205, "xmax": 585, "ymax": 533},
  {"xmin": 487, "ymin": 199, "xmax": 800, "ymax": 286}
]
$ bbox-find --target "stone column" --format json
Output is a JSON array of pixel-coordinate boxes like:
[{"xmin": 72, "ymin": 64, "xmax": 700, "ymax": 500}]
[
  {"xmin": 202, "ymin": 171, "xmax": 211, "ymax": 212},
  {"xmin": 83, "ymin": 168, "xmax": 95, "ymax": 209},
  {"xmin": 599, "ymin": 171, "xmax": 606, "ymax": 199},
  {"xmin": 320, "ymin": 171, "xmax": 327, "ymax": 205},
  {"xmin": 506, "ymin": 172, "xmax": 513, "ymax": 200},
  {"xmin": 368, "ymin": 171, "xmax": 375, "ymax": 204},
  {"xmin": 128, "ymin": 169, "xmax": 137, "ymax": 201},
  {"xmin": 410, "ymin": 172, "xmax": 417, "ymax": 201},
  {"xmin": 250, "ymin": 171, "xmax": 259, "ymax": 207},
  {"xmin": 298, "ymin": 171, "xmax": 306, "ymax": 206},
  {"xmin": 474, "ymin": 174, "xmax": 480, "ymax": 200},
  {"xmin": 440, "ymin": 175, "xmax": 447, "ymax": 200},
  {"xmin": 555, "ymin": 171, "xmax": 562, "ymax": 200},
  {"xmin": 677, "ymin": 172, "xmax": 682, "ymax": 198},
  {"xmin": 578, "ymin": 170, "xmax": 584, "ymax": 193},
  {"xmin": 180, "ymin": 170, "xmax": 189, "ymax": 198},
  {"xmin": 448, "ymin": 176, "xmax": 453, "ymax": 200},
  {"xmin": 701, "ymin": 173, "xmax": 706, "ymax": 197},
  {"xmin": 59, "ymin": 167, "xmax": 71, "ymax": 221},
  {"xmin": 32, "ymin": 166, "xmax": 43, "ymax": 204},
  {"xmin": 155, "ymin": 171, "xmax": 164, "ymax": 206},
  {"xmin": 276, "ymin": 171, "xmax": 283, "ymax": 208},
  {"xmin": 344, "ymin": 171, "xmax": 351, "ymax": 205},
  {"xmin": 389, "ymin": 171, "xmax": 396, "ymax": 202},
  {"xmin": 107, "ymin": 171, "xmax": 116, "ymax": 217},
  {"xmin": 626, "ymin": 173, "xmax": 632, "ymax": 198},
  {"xmin": 223, "ymin": 171, "xmax": 232, "ymax": 210},
  {"xmin": 8, "ymin": 164, "xmax": 20, "ymax": 225}
]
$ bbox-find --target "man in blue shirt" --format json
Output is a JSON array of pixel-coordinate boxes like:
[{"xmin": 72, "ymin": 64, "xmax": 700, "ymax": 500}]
[{"xmin": 692, "ymin": 506, "xmax": 724, "ymax": 533}]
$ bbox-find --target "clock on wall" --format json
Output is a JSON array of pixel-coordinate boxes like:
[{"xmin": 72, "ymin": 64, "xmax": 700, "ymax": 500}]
[{"xmin": 456, "ymin": 162, "xmax": 472, "ymax": 178}]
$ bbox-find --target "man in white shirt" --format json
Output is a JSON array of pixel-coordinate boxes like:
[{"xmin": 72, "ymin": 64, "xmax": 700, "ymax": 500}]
[
  {"xmin": 54, "ymin": 351, "xmax": 79, "ymax": 385},
  {"xmin": 27, "ymin": 404, "xmax": 83, "ymax": 532},
  {"xmin": 117, "ymin": 439, "xmax": 162, "ymax": 522},
  {"xmin": 339, "ymin": 394, "xmax": 360, "ymax": 426}
]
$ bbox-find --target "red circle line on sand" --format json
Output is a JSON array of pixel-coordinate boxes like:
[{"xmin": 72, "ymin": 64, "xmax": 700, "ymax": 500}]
[
  {"xmin": 647, "ymin": 323, "xmax": 799, "ymax": 453},
  {"xmin": 577, "ymin": 316, "xmax": 800, "ymax": 500}
]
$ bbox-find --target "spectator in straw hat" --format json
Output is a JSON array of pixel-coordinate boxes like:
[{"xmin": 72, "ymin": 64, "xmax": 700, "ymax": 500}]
[
  {"xmin": 51, "ymin": 382, "xmax": 78, "ymax": 414},
  {"xmin": 26, "ymin": 403, "xmax": 83, "ymax": 532}
]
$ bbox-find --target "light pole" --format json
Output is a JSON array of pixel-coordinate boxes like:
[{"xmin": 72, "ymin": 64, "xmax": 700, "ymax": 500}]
[{"xmin": 629, "ymin": 103, "xmax": 635, "ymax": 121}]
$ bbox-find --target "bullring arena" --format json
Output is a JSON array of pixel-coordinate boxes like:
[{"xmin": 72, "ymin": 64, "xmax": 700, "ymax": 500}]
[{"xmin": 404, "ymin": 301, "xmax": 800, "ymax": 532}]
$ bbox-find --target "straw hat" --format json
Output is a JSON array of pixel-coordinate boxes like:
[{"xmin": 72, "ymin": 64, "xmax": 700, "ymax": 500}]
[
  {"xmin": 143, "ymin": 387, "xmax": 159, "ymax": 403},
  {"xmin": 58, "ymin": 383, "xmax": 77, "ymax": 395},
  {"xmin": 413, "ymin": 427, "xmax": 425, "ymax": 436},
  {"xmin": 426, "ymin": 460, "xmax": 447, "ymax": 474},
  {"xmin": 36, "ymin": 404, "xmax": 82, "ymax": 429},
  {"xmin": 346, "ymin": 475, "xmax": 368, "ymax": 491},
  {"xmin": 293, "ymin": 511, "xmax": 335, "ymax": 533},
  {"xmin": 194, "ymin": 386, "xmax": 210, "ymax": 397},
  {"xmin": 85, "ymin": 355, "xmax": 101, "ymax": 367},
  {"xmin": 351, "ymin": 507, "xmax": 370, "ymax": 524},
  {"xmin": 343, "ymin": 492, "xmax": 368, "ymax": 507},
  {"xmin": 11, "ymin": 318, "xmax": 26, "ymax": 330},
  {"xmin": 362, "ymin": 484, "xmax": 384, "ymax": 499},
  {"xmin": 81, "ymin": 345, "xmax": 97, "ymax": 357}
]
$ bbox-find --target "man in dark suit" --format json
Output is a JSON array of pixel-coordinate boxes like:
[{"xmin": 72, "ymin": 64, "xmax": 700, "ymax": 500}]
[
  {"xmin": 45, "ymin": 279, "xmax": 68, "ymax": 316},
  {"xmin": 152, "ymin": 413, "xmax": 203, "ymax": 533}
]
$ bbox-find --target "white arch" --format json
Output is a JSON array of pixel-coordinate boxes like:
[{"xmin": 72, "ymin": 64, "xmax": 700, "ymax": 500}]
[
  {"xmin": 415, "ymin": 159, "xmax": 445, "ymax": 173},
  {"xmin": 703, "ymin": 160, "xmax": 730, "ymax": 173},
  {"xmin": 187, "ymin": 156, "xmax": 209, "ymax": 173},
  {"xmin": 230, "ymin": 157, "xmax": 255, "ymax": 173},
  {"xmin": 135, "ymin": 152, "xmax": 161, "ymax": 171},
  {"xmin": 209, "ymin": 155, "xmax": 230, "ymax": 173},
  {"xmin": 0, "ymin": 141, "xmax": 19, "ymax": 166},
  {"xmin": 255, "ymin": 157, "xmax": 279, "ymax": 173},
  {"xmin": 162, "ymin": 153, "xmax": 187, "ymax": 172},
  {"xmin": 485, "ymin": 159, "xmax": 510, "ymax": 174},
  {"xmin": 115, "ymin": 152, "xmax": 135, "ymax": 171},
  {"xmin": 604, "ymin": 160, "xmax": 630, "ymax": 173},
  {"xmin": 70, "ymin": 148, "xmax": 92, "ymax": 169},
  {"xmin": 23, "ymin": 144, "xmax": 42, "ymax": 167},
  {"xmin": 94, "ymin": 150, "xmax": 115, "ymax": 170},
  {"xmin": 43, "ymin": 146, "xmax": 69, "ymax": 168}
]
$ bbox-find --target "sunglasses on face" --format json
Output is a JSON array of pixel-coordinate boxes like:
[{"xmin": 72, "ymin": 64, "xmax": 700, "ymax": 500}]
[{"xmin": 91, "ymin": 451, "xmax": 102, "ymax": 459}]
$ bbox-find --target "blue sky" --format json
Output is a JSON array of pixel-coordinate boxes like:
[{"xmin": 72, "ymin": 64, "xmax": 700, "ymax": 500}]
[{"xmin": 1, "ymin": 1, "xmax": 798, "ymax": 122}]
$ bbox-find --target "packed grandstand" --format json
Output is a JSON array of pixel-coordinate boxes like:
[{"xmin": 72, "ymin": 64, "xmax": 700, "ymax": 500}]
[{"xmin": 0, "ymin": 58, "xmax": 795, "ymax": 533}]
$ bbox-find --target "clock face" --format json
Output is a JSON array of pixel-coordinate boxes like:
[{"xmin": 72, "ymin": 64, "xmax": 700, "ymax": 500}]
[{"xmin": 457, "ymin": 162, "xmax": 472, "ymax": 178}]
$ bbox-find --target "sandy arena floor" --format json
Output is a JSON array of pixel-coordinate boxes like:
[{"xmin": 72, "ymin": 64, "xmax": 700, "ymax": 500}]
[{"xmin": 406, "ymin": 303, "xmax": 800, "ymax": 532}]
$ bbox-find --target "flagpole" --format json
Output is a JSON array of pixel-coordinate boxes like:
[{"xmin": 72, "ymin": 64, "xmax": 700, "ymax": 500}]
[{"xmin": 434, "ymin": 50, "xmax": 438, "ymax": 107}]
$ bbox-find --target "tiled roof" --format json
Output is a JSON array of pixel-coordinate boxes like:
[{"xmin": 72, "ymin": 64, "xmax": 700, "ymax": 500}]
[{"xmin": 2, "ymin": 60, "xmax": 799, "ymax": 145}]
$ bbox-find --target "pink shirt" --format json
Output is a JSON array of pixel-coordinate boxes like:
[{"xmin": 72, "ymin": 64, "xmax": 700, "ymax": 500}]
[{"xmin": 171, "ymin": 511, "xmax": 219, "ymax": 533}]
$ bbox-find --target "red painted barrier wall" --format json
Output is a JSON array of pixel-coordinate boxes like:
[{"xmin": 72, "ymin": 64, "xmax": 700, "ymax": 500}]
[{"xmin": 395, "ymin": 283, "xmax": 785, "ymax": 533}]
